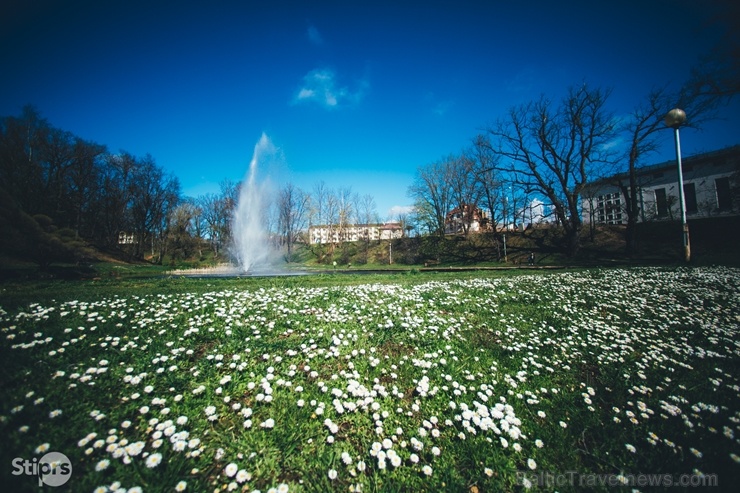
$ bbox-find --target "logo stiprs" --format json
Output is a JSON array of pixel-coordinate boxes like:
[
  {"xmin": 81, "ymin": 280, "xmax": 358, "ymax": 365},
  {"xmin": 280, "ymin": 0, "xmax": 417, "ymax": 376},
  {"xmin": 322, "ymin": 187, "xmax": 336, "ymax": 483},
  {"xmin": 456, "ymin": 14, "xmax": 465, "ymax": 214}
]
[{"xmin": 12, "ymin": 451, "xmax": 72, "ymax": 487}]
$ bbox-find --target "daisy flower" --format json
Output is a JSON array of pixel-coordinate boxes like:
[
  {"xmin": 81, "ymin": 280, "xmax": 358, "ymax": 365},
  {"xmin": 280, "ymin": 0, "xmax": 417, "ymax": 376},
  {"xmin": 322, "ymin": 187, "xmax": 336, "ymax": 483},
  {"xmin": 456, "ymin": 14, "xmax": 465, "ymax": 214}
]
[
  {"xmin": 236, "ymin": 469, "xmax": 250, "ymax": 483},
  {"xmin": 145, "ymin": 453, "xmax": 162, "ymax": 468},
  {"xmin": 224, "ymin": 463, "xmax": 238, "ymax": 477}
]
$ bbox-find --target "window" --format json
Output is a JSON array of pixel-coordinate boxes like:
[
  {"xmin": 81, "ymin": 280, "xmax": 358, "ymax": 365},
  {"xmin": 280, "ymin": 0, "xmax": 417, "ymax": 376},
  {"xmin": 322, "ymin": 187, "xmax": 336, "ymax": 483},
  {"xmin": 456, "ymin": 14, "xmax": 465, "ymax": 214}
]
[
  {"xmin": 655, "ymin": 188, "xmax": 669, "ymax": 217},
  {"xmin": 683, "ymin": 183, "xmax": 698, "ymax": 214},
  {"xmin": 716, "ymin": 177, "xmax": 732, "ymax": 210},
  {"xmin": 596, "ymin": 192, "xmax": 622, "ymax": 224}
]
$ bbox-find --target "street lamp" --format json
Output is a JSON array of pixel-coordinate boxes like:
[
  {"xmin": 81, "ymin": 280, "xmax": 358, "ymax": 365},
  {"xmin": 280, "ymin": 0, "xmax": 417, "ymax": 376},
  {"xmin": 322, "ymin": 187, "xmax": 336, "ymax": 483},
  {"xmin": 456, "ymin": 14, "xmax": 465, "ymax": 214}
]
[
  {"xmin": 503, "ymin": 195, "xmax": 508, "ymax": 262},
  {"xmin": 663, "ymin": 108, "xmax": 690, "ymax": 262}
]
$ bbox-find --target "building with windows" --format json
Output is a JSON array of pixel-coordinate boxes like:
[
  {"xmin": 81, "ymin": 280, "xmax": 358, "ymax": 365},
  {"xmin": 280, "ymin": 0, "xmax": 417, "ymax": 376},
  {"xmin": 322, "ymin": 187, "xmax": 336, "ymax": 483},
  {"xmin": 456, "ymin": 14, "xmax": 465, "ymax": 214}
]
[
  {"xmin": 444, "ymin": 204, "xmax": 490, "ymax": 234},
  {"xmin": 118, "ymin": 231, "xmax": 136, "ymax": 244},
  {"xmin": 582, "ymin": 146, "xmax": 739, "ymax": 225},
  {"xmin": 308, "ymin": 222, "xmax": 403, "ymax": 244}
]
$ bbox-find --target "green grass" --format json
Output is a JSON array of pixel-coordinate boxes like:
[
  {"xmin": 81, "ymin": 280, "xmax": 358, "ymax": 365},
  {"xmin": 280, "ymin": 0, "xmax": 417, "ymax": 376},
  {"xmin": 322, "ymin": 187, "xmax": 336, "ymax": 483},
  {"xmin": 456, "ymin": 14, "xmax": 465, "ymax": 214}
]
[{"xmin": 1, "ymin": 267, "xmax": 738, "ymax": 492}]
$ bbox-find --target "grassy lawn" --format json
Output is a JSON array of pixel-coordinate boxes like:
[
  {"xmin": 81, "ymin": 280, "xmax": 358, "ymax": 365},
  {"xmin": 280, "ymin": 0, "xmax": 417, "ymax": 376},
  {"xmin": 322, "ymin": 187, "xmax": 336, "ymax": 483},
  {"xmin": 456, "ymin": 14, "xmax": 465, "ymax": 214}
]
[{"xmin": 1, "ymin": 267, "xmax": 738, "ymax": 492}]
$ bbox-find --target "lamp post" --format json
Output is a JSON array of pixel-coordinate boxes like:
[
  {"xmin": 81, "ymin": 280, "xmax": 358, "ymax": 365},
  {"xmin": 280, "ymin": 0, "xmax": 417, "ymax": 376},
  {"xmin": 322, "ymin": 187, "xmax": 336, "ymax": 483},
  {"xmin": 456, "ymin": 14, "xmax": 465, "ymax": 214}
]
[
  {"xmin": 503, "ymin": 195, "xmax": 508, "ymax": 262},
  {"xmin": 663, "ymin": 108, "xmax": 690, "ymax": 262}
]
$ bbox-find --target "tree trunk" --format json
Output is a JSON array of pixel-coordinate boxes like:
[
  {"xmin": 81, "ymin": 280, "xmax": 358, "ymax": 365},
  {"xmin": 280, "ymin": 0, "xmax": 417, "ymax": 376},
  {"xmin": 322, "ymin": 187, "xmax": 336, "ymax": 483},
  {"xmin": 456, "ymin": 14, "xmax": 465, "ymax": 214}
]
[{"xmin": 565, "ymin": 225, "xmax": 580, "ymax": 257}]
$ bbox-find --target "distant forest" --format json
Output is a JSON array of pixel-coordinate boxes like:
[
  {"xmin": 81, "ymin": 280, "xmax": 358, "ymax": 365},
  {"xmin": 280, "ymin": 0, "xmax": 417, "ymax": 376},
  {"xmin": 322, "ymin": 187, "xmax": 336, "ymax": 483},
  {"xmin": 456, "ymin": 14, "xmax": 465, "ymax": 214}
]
[{"xmin": 1, "ymin": 106, "xmax": 182, "ymax": 266}]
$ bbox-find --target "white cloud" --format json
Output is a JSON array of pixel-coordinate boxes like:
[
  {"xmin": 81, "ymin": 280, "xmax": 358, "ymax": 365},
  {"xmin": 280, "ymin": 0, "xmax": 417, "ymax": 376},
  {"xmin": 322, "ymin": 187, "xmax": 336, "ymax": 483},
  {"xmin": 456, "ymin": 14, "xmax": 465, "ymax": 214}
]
[
  {"xmin": 307, "ymin": 24, "xmax": 323, "ymax": 45},
  {"xmin": 297, "ymin": 88, "xmax": 315, "ymax": 100},
  {"xmin": 388, "ymin": 205, "xmax": 414, "ymax": 218},
  {"xmin": 293, "ymin": 68, "xmax": 368, "ymax": 109}
]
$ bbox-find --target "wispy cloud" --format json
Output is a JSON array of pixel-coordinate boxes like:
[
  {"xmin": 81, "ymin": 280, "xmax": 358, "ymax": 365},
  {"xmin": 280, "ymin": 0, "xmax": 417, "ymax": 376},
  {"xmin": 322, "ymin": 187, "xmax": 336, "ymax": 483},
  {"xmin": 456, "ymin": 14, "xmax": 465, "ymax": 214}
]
[
  {"xmin": 307, "ymin": 24, "xmax": 323, "ymax": 45},
  {"xmin": 293, "ymin": 68, "xmax": 368, "ymax": 109},
  {"xmin": 433, "ymin": 100, "xmax": 454, "ymax": 116},
  {"xmin": 601, "ymin": 136, "xmax": 626, "ymax": 151},
  {"xmin": 424, "ymin": 91, "xmax": 454, "ymax": 116}
]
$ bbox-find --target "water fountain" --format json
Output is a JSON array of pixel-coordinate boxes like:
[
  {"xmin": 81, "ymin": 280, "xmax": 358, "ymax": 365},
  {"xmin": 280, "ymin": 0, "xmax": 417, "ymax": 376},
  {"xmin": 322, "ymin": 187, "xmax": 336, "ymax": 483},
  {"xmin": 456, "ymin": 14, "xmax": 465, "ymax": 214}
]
[
  {"xmin": 231, "ymin": 133, "xmax": 276, "ymax": 273},
  {"xmin": 167, "ymin": 133, "xmax": 289, "ymax": 277}
]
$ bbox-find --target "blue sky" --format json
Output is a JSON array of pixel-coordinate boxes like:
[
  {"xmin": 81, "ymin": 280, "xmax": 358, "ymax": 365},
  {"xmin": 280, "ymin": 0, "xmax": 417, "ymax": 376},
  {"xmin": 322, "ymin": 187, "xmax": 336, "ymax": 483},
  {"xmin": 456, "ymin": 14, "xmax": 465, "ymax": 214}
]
[{"xmin": 1, "ymin": 0, "xmax": 738, "ymax": 219}]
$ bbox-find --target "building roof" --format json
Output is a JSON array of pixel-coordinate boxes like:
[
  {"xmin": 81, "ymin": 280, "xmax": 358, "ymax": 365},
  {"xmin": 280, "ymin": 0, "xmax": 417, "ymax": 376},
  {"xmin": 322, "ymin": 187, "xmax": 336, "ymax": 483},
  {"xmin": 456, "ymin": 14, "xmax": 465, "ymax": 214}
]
[
  {"xmin": 446, "ymin": 203, "xmax": 484, "ymax": 216},
  {"xmin": 309, "ymin": 223, "xmax": 401, "ymax": 229},
  {"xmin": 584, "ymin": 145, "xmax": 740, "ymax": 192},
  {"xmin": 381, "ymin": 222, "xmax": 402, "ymax": 230}
]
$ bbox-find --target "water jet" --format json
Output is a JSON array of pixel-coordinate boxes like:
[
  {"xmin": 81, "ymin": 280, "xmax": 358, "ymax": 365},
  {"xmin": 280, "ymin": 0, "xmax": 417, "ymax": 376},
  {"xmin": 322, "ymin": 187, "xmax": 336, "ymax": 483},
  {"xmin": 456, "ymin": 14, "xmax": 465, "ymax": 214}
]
[{"xmin": 231, "ymin": 133, "xmax": 278, "ymax": 273}]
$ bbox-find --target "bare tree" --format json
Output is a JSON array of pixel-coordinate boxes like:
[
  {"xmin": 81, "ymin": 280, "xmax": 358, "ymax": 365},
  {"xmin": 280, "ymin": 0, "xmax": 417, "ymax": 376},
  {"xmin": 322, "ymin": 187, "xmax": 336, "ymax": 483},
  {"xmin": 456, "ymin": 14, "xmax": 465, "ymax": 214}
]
[
  {"xmin": 395, "ymin": 211, "xmax": 410, "ymax": 237},
  {"xmin": 448, "ymin": 151, "xmax": 483, "ymax": 236},
  {"xmin": 186, "ymin": 197, "xmax": 205, "ymax": 258},
  {"xmin": 613, "ymin": 87, "xmax": 673, "ymax": 254},
  {"xmin": 307, "ymin": 181, "xmax": 342, "ymax": 261},
  {"xmin": 357, "ymin": 194, "xmax": 378, "ymax": 225},
  {"xmin": 68, "ymin": 138, "xmax": 107, "ymax": 239},
  {"xmin": 97, "ymin": 152, "xmax": 137, "ymax": 248},
  {"xmin": 471, "ymin": 135, "xmax": 504, "ymax": 231},
  {"xmin": 166, "ymin": 201, "xmax": 199, "ymax": 261},
  {"xmin": 308, "ymin": 181, "xmax": 329, "ymax": 261},
  {"xmin": 324, "ymin": 188, "xmax": 339, "ymax": 247},
  {"xmin": 126, "ymin": 154, "xmax": 180, "ymax": 261},
  {"xmin": 277, "ymin": 182, "xmax": 310, "ymax": 262},
  {"xmin": 336, "ymin": 187, "xmax": 354, "ymax": 242},
  {"xmin": 0, "ymin": 106, "xmax": 49, "ymax": 214},
  {"xmin": 199, "ymin": 193, "xmax": 230, "ymax": 257},
  {"xmin": 354, "ymin": 193, "xmax": 378, "ymax": 263},
  {"xmin": 311, "ymin": 181, "xmax": 328, "ymax": 227},
  {"xmin": 40, "ymin": 127, "xmax": 77, "ymax": 223},
  {"xmin": 409, "ymin": 200, "xmax": 437, "ymax": 237},
  {"xmin": 485, "ymin": 84, "xmax": 616, "ymax": 256},
  {"xmin": 408, "ymin": 157, "xmax": 454, "ymax": 237}
]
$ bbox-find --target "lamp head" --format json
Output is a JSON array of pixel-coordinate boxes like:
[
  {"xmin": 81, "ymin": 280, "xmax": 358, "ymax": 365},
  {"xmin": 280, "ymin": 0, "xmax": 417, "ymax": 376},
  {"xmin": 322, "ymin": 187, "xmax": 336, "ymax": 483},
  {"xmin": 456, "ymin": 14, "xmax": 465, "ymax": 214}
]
[{"xmin": 664, "ymin": 108, "xmax": 687, "ymax": 129}]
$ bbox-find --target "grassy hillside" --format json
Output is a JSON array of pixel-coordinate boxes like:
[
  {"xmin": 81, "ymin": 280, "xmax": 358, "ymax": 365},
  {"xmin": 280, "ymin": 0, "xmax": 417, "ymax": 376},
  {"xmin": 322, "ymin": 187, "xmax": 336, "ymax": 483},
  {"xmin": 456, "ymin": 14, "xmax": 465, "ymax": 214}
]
[
  {"xmin": 2, "ymin": 216, "xmax": 739, "ymax": 280},
  {"xmin": 297, "ymin": 216, "xmax": 740, "ymax": 270}
]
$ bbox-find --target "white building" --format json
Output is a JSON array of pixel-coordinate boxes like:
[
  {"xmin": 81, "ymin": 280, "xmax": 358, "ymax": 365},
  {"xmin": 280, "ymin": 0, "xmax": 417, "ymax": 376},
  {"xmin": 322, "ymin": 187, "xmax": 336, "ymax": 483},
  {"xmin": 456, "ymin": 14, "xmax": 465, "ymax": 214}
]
[
  {"xmin": 118, "ymin": 232, "xmax": 135, "ymax": 244},
  {"xmin": 308, "ymin": 223, "xmax": 403, "ymax": 244},
  {"xmin": 582, "ymin": 146, "xmax": 739, "ymax": 225},
  {"xmin": 516, "ymin": 198, "xmax": 550, "ymax": 227}
]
